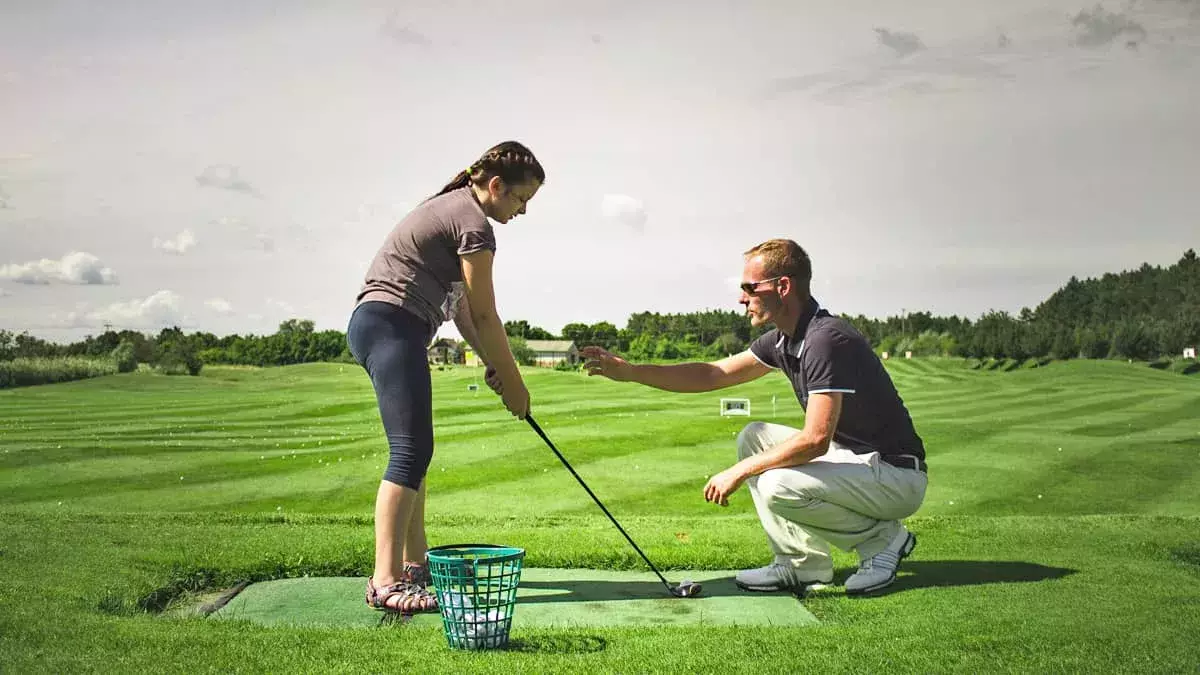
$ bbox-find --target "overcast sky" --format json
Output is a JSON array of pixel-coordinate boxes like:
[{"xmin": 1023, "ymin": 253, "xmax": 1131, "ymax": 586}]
[{"xmin": 2, "ymin": 0, "xmax": 1198, "ymax": 343}]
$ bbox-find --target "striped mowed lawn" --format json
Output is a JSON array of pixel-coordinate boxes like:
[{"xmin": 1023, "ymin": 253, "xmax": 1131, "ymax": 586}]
[{"xmin": 0, "ymin": 358, "xmax": 1198, "ymax": 673}]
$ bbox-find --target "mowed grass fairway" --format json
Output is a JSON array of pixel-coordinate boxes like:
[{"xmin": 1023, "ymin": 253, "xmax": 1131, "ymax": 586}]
[{"xmin": 2, "ymin": 359, "xmax": 1199, "ymax": 673}]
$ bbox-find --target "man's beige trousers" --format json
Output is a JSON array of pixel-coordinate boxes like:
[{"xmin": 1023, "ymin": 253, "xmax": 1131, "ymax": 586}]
[{"xmin": 737, "ymin": 421, "xmax": 929, "ymax": 580}]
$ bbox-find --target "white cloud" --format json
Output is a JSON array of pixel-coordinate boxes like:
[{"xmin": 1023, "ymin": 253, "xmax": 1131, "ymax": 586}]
[
  {"xmin": 205, "ymin": 298, "xmax": 233, "ymax": 314},
  {"xmin": 60, "ymin": 290, "xmax": 189, "ymax": 329},
  {"xmin": 0, "ymin": 287, "xmax": 11, "ymax": 297},
  {"xmin": 601, "ymin": 194, "xmax": 647, "ymax": 232},
  {"xmin": 153, "ymin": 229, "xmax": 197, "ymax": 255},
  {"xmin": 267, "ymin": 298, "xmax": 296, "ymax": 316},
  {"xmin": 765, "ymin": 6, "xmax": 1200, "ymax": 104},
  {"xmin": 196, "ymin": 164, "xmax": 260, "ymax": 196},
  {"xmin": 1071, "ymin": 6, "xmax": 1148, "ymax": 48},
  {"xmin": 875, "ymin": 28, "xmax": 925, "ymax": 57},
  {"xmin": 381, "ymin": 11, "xmax": 433, "ymax": 47},
  {"xmin": 0, "ymin": 252, "xmax": 118, "ymax": 285},
  {"xmin": 209, "ymin": 215, "xmax": 284, "ymax": 252},
  {"xmin": 255, "ymin": 233, "xmax": 276, "ymax": 253}
]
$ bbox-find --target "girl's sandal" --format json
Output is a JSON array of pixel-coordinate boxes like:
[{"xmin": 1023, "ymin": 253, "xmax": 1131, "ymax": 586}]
[
  {"xmin": 366, "ymin": 577, "xmax": 438, "ymax": 614},
  {"xmin": 402, "ymin": 563, "xmax": 433, "ymax": 588}
]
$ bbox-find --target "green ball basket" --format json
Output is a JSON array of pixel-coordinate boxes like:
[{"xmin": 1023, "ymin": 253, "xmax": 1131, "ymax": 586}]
[{"xmin": 425, "ymin": 543, "xmax": 525, "ymax": 650}]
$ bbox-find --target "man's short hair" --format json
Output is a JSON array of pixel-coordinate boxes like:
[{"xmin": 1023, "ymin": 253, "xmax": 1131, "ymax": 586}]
[{"xmin": 744, "ymin": 239, "xmax": 812, "ymax": 295}]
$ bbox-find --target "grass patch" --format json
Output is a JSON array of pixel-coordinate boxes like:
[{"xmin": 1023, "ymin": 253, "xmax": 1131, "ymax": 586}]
[{"xmin": 1, "ymin": 359, "xmax": 1199, "ymax": 671}]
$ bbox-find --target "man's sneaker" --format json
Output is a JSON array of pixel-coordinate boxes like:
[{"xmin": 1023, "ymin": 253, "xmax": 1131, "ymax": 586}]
[
  {"xmin": 735, "ymin": 562, "xmax": 833, "ymax": 593},
  {"xmin": 845, "ymin": 526, "xmax": 917, "ymax": 596}
]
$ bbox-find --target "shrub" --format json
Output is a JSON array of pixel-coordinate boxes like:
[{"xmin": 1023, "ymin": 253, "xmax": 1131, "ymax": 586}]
[
  {"xmin": 554, "ymin": 359, "xmax": 581, "ymax": 372},
  {"xmin": 712, "ymin": 332, "xmax": 746, "ymax": 356},
  {"xmin": 156, "ymin": 341, "xmax": 203, "ymax": 376},
  {"xmin": 0, "ymin": 357, "xmax": 118, "ymax": 388},
  {"xmin": 111, "ymin": 340, "xmax": 138, "ymax": 373}
]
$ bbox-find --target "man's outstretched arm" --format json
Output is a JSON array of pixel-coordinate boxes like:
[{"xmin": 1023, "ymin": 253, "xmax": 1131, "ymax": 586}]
[{"xmin": 579, "ymin": 346, "xmax": 770, "ymax": 393}]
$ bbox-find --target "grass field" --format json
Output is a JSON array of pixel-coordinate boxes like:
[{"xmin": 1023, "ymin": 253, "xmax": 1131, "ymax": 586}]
[{"xmin": 1, "ymin": 358, "xmax": 1198, "ymax": 673}]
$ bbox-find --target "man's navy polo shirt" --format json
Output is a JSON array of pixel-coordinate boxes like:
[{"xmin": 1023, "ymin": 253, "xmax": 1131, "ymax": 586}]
[{"xmin": 749, "ymin": 297, "xmax": 926, "ymax": 461}]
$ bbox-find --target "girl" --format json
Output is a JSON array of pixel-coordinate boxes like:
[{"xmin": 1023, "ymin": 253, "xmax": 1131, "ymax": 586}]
[{"xmin": 347, "ymin": 141, "xmax": 544, "ymax": 613}]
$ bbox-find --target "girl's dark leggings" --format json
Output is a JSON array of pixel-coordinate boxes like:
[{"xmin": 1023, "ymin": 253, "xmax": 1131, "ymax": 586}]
[{"xmin": 346, "ymin": 301, "xmax": 434, "ymax": 491}]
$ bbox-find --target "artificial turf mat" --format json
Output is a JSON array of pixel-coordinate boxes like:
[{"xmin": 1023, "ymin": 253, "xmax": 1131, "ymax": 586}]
[{"xmin": 209, "ymin": 568, "xmax": 820, "ymax": 628}]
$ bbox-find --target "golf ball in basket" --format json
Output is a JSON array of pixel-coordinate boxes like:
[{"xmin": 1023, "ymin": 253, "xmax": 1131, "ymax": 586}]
[{"xmin": 444, "ymin": 591, "xmax": 507, "ymax": 648}]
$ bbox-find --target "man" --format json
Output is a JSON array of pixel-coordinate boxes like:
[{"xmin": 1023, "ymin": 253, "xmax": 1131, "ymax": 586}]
[{"xmin": 579, "ymin": 239, "xmax": 928, "ymax": 596}]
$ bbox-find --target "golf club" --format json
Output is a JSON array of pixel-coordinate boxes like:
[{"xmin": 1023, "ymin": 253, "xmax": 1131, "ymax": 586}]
[{"xmin": 525, "ymin": 413, "xmax": 702, "ymax": 599}]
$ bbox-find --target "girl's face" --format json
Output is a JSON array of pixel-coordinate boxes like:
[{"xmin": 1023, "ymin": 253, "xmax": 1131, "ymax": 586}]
[{"xmin": 486, "ymin": 177, "xmax": 541, "ymax": 224}]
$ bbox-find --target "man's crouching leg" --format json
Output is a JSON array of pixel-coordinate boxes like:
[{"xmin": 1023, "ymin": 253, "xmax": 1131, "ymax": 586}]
[{"xmin": 734, "ymin": 421, "xmax": 835, "ymax": 593}]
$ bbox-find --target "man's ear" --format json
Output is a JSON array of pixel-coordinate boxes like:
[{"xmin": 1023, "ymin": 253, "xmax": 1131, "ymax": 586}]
[{"xmin": 777, "ymin": 275, "xmax": 793, "ymax": 298}]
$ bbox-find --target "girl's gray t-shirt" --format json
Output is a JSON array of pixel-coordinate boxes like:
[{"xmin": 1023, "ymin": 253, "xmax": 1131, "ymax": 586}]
[{"xmin": 355, "ymin": 187, "xmax": 496, "ymax": 329}]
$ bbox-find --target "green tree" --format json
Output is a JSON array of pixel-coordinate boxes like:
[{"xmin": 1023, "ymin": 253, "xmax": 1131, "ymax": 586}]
[
  {"xmin": 111, "ymin": 340, "xmax": 138, "ymax": 373},
  {"xmin": 561, "ymin": 323, "xmax": 592, "ymax": 346},
  {"xmin": 508, "ymin": 335, "xmax": 535, "ymax": 366},
  {"xmin": 157, "ymin": 339, "xmax": 203, "ymax": 375},
  {"xmin": 713, "ymin": 332, "xmax": 745, "ymax": 356},
  {"xmin": 524, "ymin": 326, "xmax": 555, "ymax": 340},
  {"xmin": 1020, "ymin": 321, "xmax": 1054, "ymax": 359},
  {"xmin": 1049, "ymin": 328, "xmax": 1077, "ymax": 360},
  {"xmin": 1109, "ymin": 320, "xmax": 1157, "ymax": 360},
  {"xmin": 653, "ymin": 336, "xmax": 682, "ymax": 360},
  {"xmin": 278, "ymin": 319, "xmax": 315, "ymax": 335},
  {"xmin": 589, "ymin": 321, "xmax": 620, "ymax": 350},
  {"xmin": 504, "ymin": 320, "xmax": 530, "ymax": 338},
  {"xmin": 1077, "ymin": 326, "xmax": 1109, "ymax": 359},
  {"xmin": 0, "ymin": 330, "xmax": 14, "ymax": 361},
  {"xmin": 624, "ymin": 333, "xmax": 655, "ymax": 360}
]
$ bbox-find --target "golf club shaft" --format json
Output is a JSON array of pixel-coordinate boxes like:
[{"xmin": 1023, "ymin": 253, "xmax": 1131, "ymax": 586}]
[{"xmin": 525, "ymin": 414, "xmax": 674, "ymax": 592}]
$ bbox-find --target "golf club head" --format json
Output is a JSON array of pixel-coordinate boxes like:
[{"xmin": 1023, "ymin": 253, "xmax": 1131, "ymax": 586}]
[{"xmin": 671, "ymin": 580, "xmax": 702, "ymax": 598}]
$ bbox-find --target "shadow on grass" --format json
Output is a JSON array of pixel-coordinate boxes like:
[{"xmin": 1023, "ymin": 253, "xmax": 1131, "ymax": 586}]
[
  {"xmin": 1169, "ymin": 545, "xmax": 1200, "ymax": 572},
  {"xmin": 516, "ymin": 575, "xmax": 769, "ymax": 603},
  {"xmin": 842, "ymin": 560, "xmax": 1077, "ymax": 596},
  {"xmin": 504, "ymin": 635, "xmax": 608, "ymax": 654},
  {"xmin": 377, "ymin": 615, "xmax": 608, "ymax": 653},
  {"xmin": 515, "ymin": 561, "xmax": 1075, "ymax": 604}
]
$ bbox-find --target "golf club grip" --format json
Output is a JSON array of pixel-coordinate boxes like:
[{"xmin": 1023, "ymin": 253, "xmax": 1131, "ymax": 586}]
[{"xmin": 525, "ymin": 415, "xmax": 671, "ymax": 585}]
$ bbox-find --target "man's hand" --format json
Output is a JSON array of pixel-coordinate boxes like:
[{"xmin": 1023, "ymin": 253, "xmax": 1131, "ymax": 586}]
[
  {"xmin": 580, "ymin": 346, "xmax": 634, "ymax": 382},
  {"xmin": 703, "ymin": 466, "xmax": 748, "ymax": 507},
  {"xmin": 484, "ymin": 366, "xmax": 502, "ymax": 395}
]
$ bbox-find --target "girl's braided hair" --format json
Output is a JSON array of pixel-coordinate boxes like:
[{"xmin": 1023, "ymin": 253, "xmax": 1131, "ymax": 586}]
[{"xmin": 431, "ymin": 141, "xmax": 545, "ymax": 200}]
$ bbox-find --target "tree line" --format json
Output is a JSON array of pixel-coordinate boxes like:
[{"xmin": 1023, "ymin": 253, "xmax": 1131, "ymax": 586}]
[{"xmin": 2, "ymin": 249, "xmax": 1197, "ymax": 372}]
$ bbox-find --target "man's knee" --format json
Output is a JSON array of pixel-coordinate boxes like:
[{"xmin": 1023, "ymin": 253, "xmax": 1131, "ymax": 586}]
[
  {"xmin": 757, "ymin": 469, "xmax": 821, "ymax": 511},
  {"xmin": 736, "ymin": 421, "xmax": 772, "ymax": 459}
]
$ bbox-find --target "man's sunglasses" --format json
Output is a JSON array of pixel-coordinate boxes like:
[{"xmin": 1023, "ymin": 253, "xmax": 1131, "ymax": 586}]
[{"xmin": 740, "ymin": 276, "xmax": 786, "ymax": 295}]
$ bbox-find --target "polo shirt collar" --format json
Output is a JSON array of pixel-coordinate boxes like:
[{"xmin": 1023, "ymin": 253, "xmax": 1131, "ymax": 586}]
[{"xmin": 775, "ymin": 296, "xmax": 821, "ymax": 358}]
